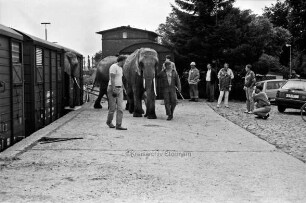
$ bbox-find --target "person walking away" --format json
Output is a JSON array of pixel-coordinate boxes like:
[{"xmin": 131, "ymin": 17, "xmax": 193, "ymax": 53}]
[
  {"xmin": 162, "ymin": 55, "xmax": 177, "ymax": 71},
  {"xmin": 188, "ymin": 62, "xmax": 200, "ymax": 102},
  {"xmin": 106, "ymin": 55, "xmax": 127, "ymax": 130},
  {"xmin": 243, "ymin": 64, "xmax": 256, "ymax": 113},
  {"xmin": 161, "ymin": 55, "xmax": 178, "ymax": 104},
  {"xmin": 252, "ymin": 84, "xmax": 271, "ymax": 119},
  {"xmin": 217, "ymin": 63, "xmax": 234, "ymax": 108},
  {"xmin": 205, "ymin": 63, "xmax": 217, "ymax": 102},
  {"xmin": 158, "ymin": 61, "xmax": 181, "ymax": 120}
]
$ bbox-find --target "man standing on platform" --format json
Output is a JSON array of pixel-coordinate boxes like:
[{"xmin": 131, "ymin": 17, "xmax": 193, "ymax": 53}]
[
  {"xmin": 106, "ymin": 55, "xmax": 127, "ymax": 130},
  {"xmin": 205, "ymin": 63, "xmax": 217, "ymax": 102},
  {"xmin": 188, "ymin": 62, "xmax": 200, "ymax": 102},
  {"xmin": 158, "ymin": 61, "xmax": 181, "ymax": 120}
]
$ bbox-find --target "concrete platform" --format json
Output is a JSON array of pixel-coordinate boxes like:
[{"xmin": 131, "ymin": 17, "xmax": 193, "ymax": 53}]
[{"xmin": 0, "ymin": 100, "xmax": 305, "ymax": 202}]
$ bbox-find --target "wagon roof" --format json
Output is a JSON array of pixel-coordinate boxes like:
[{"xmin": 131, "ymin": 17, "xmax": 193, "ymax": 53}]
[
  {"xmin": 56, "ymin": 44, "xmax": 83, "ymax": 57},
  {"xmin": 13, "ymin": 29, "xmax": 62, "ymax": 51},
  {"xmin": 0, "ymin": 24, "xmax": 23, "ymax": 40}
]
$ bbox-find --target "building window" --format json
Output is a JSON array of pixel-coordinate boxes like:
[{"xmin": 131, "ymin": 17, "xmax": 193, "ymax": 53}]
[{"xmin": 123, "ymin": 32, "xmax": 127, "ymax": 39}]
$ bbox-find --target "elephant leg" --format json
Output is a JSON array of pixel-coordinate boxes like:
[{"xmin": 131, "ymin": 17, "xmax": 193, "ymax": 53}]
[
  {"xmin": 126, "ymin": 88, "xmax": 134, "ymax": 114},
  {"xmin": 133, "ymin": 87, "xmax": 143, "ymax": 117},
  {"xmin": 69, "ymin": 77, "xmax": 75, "ymax": 108},
  {"xmin": 94, "ymin": 84, "xmax": 106, "ymax": 109},
  {"xmin": 125, "ymin": 90, "xmax": 129, "ymax": 110}
]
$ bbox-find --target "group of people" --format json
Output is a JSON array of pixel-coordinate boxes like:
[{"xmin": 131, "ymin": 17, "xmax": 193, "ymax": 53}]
[
  {"xmin": 187, "ymin": 61, "xmax": 271, "ymax": 119},
  {"xmin": 105, "ymin": 55, "xmax": 271, "ymax": 131}
]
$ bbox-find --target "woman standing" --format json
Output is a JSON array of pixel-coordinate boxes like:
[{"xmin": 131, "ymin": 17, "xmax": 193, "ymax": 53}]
[{"xmin": 217, "ymin": 63, "xmax": 234, "ymax": 108}]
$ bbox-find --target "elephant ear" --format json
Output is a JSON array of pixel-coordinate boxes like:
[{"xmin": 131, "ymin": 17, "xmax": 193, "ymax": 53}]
[{"xmin": 123, "ymin": 49, "xmax": 141, "ymax": 78}]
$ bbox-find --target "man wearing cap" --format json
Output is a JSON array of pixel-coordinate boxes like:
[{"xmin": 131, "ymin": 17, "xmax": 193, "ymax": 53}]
[
  {"xmin": 188, "ymin": 62, "xmax": 200, "ymax": 102},
  {"xmin": 106, "ymin": 55, "xmax": 127, "ymax": 130},
  {"xmin": 158, "ymin": 61, "xmax": 181, "ymax": 120}
]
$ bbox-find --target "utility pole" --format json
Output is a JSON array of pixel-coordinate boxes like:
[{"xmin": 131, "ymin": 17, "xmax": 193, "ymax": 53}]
[
  {"xmin": 41, "ymin": 22, "xmax": 51, "ymax": 40},
  {"xmin": 286, "ymin": 44, "xmax": 292, "ymax": 78}
]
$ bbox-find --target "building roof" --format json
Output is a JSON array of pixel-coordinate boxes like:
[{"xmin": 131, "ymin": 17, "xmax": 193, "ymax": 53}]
[
  {"xmin": 96, "ymin": 26, "xmax": 158, "ymax": 37},
  {"xmin": 120, "ymin": 42, "xmax": 172, "ymax": 54}
]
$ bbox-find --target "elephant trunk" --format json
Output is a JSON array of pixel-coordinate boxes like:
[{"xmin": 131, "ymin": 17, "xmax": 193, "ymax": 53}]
[{"xmin": 143, "ymin": 77, "xmax": 156, "ymax": 119}]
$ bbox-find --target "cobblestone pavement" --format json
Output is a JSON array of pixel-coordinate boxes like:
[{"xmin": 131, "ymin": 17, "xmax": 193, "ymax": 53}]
[{"xmin": 207, "ymin": 100, "xmax": 306, "ymax": 163}]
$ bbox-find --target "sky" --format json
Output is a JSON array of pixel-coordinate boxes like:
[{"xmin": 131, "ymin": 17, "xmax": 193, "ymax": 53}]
[{"xmin": 0, "ymin": 0, "xmax": 280, "ymax": 60}]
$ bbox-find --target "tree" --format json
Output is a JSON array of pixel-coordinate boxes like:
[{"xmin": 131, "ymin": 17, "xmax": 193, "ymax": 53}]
[
  {"xmin": 157, "ymin": 0, "xmax": 290, "ymax": 77},
  {"xmin": 93, "ymin": 50, "xmax": 103, "ymax": 63},
  {"xmin": 287, "ymin": 0, "xmax": 306, "ymax": 51},
  {"xmin": 263, "ymin": 0, "xmax": 289, "ymax": 29}
]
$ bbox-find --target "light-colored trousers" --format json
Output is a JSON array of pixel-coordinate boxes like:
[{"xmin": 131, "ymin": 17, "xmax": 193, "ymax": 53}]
[
  {"xmin": 253, "ymin": 106, "xmax": 271, "ymax": 117},
  {"xmin": 245, "ymin": 87, "xmax": 254, "ymax": 111},
  {"xmin": 217, "ymin": 91, "xmax": 229, "ymax": 106},
  {"xmin": 107, "ymin": 86, "xmax": 123, "ymax": 127},
  {"xmin": 189, "ymin": 84, "xmax": 199, "ymax": 99}
]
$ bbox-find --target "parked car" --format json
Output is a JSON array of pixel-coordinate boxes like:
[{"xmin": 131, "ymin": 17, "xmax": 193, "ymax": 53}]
[
  {"xmin": 275, "ymin": 79, "xmax": 306, "ymax": 112},
  {"xmin": 255, "ymin": 79, "xmax": 287, "ymax": 103}
]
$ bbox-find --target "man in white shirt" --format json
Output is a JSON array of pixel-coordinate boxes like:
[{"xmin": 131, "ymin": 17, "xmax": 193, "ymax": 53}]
[{"xmin": 106, "ymin": 55, "xmax": 127, "ymax": 130}]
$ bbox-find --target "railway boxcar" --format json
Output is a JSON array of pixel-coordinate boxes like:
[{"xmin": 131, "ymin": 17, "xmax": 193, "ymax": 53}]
[
  {"xmin": 14, "ymin": 30, "xmax": 64, "ymax": 136},
  {"xmin": 0, "ymin": 24, "xmax": 24, "ymax": 151}
]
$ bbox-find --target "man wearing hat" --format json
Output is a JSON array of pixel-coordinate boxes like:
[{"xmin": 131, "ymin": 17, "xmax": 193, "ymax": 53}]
[{"xmin": 188, "ymin": 62, "xmax": 200, "ymax": 102}]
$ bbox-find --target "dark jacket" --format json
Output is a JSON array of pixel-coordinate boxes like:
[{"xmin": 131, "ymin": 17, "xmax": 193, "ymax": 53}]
[
  {"xmin": 157, "ymin": 69, "xmax": 181, "ymax": 93},
  {"xmin": 206, "ymin": 68, "xmax": 217, "ymax": 84}
]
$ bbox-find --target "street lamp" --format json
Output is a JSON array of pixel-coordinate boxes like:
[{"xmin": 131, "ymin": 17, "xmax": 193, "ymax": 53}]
[
  {"xmin": 41, "ymin": 22, "xmax": 51, "ymax": 40},
  {"xmin": 286, "ymin": 44, "xmax": 292, "ymax": 78}
]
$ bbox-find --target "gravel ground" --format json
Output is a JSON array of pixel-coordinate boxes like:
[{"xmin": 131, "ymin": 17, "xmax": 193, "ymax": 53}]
[{"xmin": 207, "ymin": 100, "xmax": 306, "ymax": 163}]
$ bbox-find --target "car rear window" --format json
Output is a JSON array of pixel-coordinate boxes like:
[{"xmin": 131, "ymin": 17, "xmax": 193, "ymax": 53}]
[
  {"xmin": 281, "ymin": 80, "xmax": 306, "ymax": 91},
  {"xmin": 266, "ymin": 81, "xmax": 287, "ymax": 90}
]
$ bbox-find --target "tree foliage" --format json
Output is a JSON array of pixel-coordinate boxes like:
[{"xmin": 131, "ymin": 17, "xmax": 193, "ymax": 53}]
[
  {"xmin": 157, "ymin": 0, "xmax": 291, "ymax": 76},
  {"xmin": 93, "ymin": 50, "xmax": 103, "ymax": 63},
  {"xmin": 263, "ymin": 0, "xmax": 289, "ymax": 29},
  {"xmin": 264, "ymin": 0, "xmax": 306, "ymax": 76}
]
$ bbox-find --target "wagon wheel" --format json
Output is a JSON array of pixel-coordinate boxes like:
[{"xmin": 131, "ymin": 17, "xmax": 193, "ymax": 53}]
[{"xmin": 301, "ymin": 103, "xmax": 306, "ymax": 122}]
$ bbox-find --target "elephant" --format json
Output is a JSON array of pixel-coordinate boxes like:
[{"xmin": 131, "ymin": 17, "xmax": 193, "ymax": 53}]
[
  {"xmin": 93, "ymin": 56, "xmax": 118, "ymax": 108},
  {"xmin": 64, "ymin": 51, "xmax": 81, "ymax": 108},
  {"xmin": 123, "ymin": 48, "xmax": 159, "ymax": 119}
]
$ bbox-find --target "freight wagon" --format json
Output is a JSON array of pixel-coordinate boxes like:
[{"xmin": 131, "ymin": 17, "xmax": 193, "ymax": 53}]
[
  {"xmin": 0, "ymin": 24, "xmax": 84, "ymax": 151},
  {"xmin": 0, "ymin": 24, "xmax": 24, "ymax": 151}
]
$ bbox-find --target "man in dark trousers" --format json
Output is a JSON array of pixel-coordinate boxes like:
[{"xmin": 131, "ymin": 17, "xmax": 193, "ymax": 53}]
[
  {"xmin": 205, "ymin": 63, "xmax": 217, "ymax": 102},
  {"xmin": 158, "ymin": 61, "xmax": 181, "ymax": 120}
]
